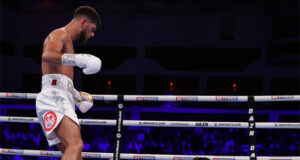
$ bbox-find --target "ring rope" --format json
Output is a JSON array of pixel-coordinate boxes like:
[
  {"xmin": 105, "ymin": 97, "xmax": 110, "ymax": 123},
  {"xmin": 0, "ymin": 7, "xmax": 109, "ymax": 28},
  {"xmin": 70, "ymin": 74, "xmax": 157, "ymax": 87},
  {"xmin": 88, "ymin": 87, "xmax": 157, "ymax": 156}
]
[
  {"xmin": 1, "ymin": 148, "xmax": 299, "ymax": 160},
  {"xmin": 1, "ymin": 93, "xmax": 299, "ymax": 159},
  {"xmin": 1, "ymin": 116, "xmax": 299, "ymax": 129},
  {"xmin": 1, "ymin": 92, "xmax": 300, "ymax": 102}
]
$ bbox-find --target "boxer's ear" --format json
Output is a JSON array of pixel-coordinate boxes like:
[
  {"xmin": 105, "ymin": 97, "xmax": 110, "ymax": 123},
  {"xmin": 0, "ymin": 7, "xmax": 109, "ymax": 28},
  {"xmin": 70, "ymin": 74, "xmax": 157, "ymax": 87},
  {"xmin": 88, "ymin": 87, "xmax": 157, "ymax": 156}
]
[{"xmin": 79, "ymin": 18, "xmax": 88, "ymax": 28}]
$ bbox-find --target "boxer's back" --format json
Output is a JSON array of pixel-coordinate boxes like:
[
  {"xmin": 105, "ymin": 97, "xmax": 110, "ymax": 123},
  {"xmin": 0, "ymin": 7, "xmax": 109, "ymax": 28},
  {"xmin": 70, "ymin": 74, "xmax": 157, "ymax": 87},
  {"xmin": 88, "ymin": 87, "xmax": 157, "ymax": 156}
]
[{"xmin": 42, "ymin": 28, "xmax": 75, "ymax": 80}]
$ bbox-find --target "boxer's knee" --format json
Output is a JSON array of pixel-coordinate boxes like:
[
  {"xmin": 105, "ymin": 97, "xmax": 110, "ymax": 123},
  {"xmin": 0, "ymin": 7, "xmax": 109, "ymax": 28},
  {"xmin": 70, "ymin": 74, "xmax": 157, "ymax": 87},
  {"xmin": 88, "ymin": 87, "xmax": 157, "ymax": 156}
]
[
  {"xmin": 56, "ymin": 142, "xmax": 66, "ymax": 153},
  {"xmin": 67, "ymin": 139, "xmax": 84, "ymax": 153}
]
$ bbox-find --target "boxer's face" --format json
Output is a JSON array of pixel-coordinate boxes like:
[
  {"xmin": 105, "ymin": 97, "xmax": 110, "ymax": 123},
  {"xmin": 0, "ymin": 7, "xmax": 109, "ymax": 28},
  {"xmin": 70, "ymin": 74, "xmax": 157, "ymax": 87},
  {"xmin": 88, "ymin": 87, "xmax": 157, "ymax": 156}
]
[{"xmin": 79, "ymin": 22, "xmax": 97, "ymax": 44}]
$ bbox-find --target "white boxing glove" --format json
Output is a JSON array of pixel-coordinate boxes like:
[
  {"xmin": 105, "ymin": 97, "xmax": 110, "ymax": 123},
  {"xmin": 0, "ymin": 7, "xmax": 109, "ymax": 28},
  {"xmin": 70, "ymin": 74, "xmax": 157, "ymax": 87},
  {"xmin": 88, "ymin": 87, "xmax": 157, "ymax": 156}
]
[
  {"xmin": 62, "ymin": 53, "xmax": 101, "ymax": 75},
  {"xmin": 73, "ymin": 91, "xmax": 94, "ymax": 113}
]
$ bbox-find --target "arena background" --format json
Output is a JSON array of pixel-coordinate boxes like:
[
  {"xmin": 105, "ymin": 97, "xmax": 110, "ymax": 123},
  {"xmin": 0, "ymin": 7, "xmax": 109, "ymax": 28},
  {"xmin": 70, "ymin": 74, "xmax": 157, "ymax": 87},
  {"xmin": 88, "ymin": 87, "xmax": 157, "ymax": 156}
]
[{"xmin": 0, "ymin": 0, "xmax": 299, "ymax": 159}]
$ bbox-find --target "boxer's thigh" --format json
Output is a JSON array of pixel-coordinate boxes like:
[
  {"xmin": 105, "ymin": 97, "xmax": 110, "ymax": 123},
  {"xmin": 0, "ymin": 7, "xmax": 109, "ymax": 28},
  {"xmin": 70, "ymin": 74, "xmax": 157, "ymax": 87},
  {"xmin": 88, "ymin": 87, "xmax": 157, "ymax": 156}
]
[{"xmin": 54, "ymin": 116, "xmax": 82, "ymax": 145}]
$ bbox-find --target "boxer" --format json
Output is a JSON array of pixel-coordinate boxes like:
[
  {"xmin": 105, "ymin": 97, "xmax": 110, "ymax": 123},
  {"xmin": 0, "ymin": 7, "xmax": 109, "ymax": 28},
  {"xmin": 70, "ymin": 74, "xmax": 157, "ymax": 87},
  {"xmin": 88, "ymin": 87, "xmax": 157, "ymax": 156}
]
[{"xmin": 35, "ymin": 6, "xmax": 101, "ymax": 160}]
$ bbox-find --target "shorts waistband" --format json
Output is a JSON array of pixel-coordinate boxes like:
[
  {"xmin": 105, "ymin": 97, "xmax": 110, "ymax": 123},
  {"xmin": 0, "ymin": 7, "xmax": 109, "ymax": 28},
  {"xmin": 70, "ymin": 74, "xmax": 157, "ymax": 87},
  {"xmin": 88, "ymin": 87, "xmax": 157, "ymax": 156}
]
[{"xmin": 42, "ymin": 74, "xmax": 74, "ymax": 91}]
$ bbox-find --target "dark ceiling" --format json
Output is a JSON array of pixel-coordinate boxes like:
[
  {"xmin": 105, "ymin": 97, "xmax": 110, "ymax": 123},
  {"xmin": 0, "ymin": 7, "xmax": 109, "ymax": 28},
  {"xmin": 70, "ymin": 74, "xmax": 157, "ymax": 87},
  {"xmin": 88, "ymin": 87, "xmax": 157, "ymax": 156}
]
[{"xmin": 2, "ymin": 0, "xmax": 299, "ymax": 15}]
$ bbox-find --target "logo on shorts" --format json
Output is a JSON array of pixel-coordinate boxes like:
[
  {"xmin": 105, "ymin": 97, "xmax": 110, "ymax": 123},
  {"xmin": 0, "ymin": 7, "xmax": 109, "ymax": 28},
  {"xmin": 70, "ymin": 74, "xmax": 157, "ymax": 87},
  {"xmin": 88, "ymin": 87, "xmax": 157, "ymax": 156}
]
[{"xmin": 43, "ymin": 111, "xmax": 57, "ymax": 131}]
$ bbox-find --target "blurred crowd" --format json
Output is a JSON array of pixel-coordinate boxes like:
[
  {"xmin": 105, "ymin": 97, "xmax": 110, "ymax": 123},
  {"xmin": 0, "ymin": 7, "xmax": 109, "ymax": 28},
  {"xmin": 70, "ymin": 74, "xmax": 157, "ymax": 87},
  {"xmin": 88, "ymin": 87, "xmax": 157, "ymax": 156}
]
[{"xmin": 1, "ymin": 121, "xmax": 299, "ymax": 160}]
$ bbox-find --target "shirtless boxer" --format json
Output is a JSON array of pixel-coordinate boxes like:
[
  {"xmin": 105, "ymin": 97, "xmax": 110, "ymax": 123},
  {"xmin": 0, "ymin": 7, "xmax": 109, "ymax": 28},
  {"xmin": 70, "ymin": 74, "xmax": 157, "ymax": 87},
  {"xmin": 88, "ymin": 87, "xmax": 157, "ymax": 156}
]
[{"xmin": 35, "ymin": 6, "xmax": 101, "ymax": 160}]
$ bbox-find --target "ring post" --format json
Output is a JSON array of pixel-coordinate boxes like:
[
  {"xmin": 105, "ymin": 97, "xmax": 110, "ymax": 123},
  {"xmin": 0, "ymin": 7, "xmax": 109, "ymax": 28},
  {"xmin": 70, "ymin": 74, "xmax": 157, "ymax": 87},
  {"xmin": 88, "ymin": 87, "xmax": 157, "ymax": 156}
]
[
  {"xmin": 248, "ymin": 96, "xmax": 256, "ymax": 160},
  {"xmin": 113, "ymin": 95, "xmax": 124, "ymax": 160}
]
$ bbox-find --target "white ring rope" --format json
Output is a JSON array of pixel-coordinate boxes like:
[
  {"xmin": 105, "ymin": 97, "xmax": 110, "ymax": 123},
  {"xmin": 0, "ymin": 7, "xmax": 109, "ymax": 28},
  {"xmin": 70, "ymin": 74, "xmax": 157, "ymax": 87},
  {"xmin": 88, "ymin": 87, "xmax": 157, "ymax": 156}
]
[
  {"xmin": 1, "ymin": 92, "xmax": 300, "ymax": 102},
  {"xmin": 1, "ymin": 148, "xmax": 300, "ymax": 160},
  {"xmin": 1, "ymin": 116, "xmax": 299, "ymax": 129},
  {"xmin": 1, "ymin": 92, "xmax": 299, "ymax": 159}
]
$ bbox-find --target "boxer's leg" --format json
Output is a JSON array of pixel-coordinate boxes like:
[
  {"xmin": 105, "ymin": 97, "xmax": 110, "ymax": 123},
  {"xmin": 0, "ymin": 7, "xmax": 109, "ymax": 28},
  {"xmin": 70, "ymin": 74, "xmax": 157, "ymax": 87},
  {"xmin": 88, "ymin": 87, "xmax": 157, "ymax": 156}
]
[
  {"xmin": 54, "ymin": 116, "xmax": 83, "ymax": 160},
  {"xmin": 56, "ymin": 142, "xmax": 66, "ymax": 153}
]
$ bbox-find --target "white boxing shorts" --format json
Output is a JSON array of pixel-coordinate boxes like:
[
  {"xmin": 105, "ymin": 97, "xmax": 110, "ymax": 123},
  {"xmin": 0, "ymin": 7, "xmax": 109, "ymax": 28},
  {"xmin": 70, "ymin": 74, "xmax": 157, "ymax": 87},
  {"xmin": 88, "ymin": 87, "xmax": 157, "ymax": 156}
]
[{"xmin": 36, "ymin": 74, "xmax": 79, "ymax": 146}]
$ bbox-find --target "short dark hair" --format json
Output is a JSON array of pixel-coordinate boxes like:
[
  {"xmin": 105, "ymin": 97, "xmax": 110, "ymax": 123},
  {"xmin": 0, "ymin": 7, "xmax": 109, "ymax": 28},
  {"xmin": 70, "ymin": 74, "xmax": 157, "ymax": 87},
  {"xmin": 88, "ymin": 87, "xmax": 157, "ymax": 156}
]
[{"xmin": 73, "ymin": 6, "xmax": 100, "ymax": 28}]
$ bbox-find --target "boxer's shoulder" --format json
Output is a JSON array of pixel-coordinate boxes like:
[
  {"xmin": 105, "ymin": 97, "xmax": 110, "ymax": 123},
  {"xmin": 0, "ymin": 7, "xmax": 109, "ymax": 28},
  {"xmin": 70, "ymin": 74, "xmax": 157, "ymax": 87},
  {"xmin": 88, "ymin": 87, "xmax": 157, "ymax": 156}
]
[{"xmin": 49, "ymin": 28, "xmax": 71, "ymax": 42}]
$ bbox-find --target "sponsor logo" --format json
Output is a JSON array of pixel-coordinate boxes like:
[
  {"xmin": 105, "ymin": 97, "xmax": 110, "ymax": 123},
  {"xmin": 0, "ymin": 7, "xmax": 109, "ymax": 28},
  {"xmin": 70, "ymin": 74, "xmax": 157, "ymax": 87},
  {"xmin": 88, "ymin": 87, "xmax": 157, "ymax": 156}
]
[
  {"xmin": 271, "ymin": 96, "xmax": 294, "ymax": 100},
  {"xmin": 93, "ymin": 96, "xmax": 104, "ymax": 101},
  {"xmin": 213, "ymin": 159, "xmax": 236, "ymax": 160},
  {"xmin": 173, "ymin": 157, "xmax": 194, "ymax": 160},
  {"xmin": 40, "ymin": 150, "xmax": 62, "ymax": 156},
  {"xmin": 215, "ymin": 96, "xmax": 238, "ymax": 102},
  {"xmin": 43, "ymin": 111, "xmax": 57, "ymax": 131},
  {"xmin": 82, "ymin": 152, "xmax": 101, "ymax": 158},
  {"xmin": 136, "ymin": 97, "xmax": 158, "ymax": 101},
  {"xmin": 81, "ymin": 120, "xmax": 107, "ymax": 125},
  {"xmin": 117, "ymin": 110, "xmax": 123, "ymax": 132},
  {"xmin": 133, "ymin": 155, "xmax": 156, "ymax": 160},
  {"xmin": 9, "ymin": 117, "xmax": 34, "ymax": 122},
  {"xmin": 65, "ymin": 54, "xmax": 75, "ymax": 59},
  {"xmin": 274, "ymin": 123, "xmax": 300, "ymax": 127},
  {"xmin": 214, "ymin": 122, "xmax": 242, "ymax": 127},
  {"xmin": 6, "ymin": 93, "xmax": 27, "ymax": 99},
  {"xmin": 116, "ymin": 133, "xmax": 122, "ymax": 138},
  {"xmin": 269, "ymin": 159, "xmax": 292, "ymax": 160},
  {"xmin": 115, "ymin": 140, "xmax": 120, "ymax": 158},
  {"xmin": 176, "ymin": 96, "xmax": 198, "ymax": 102},
  {"xmin": 170, "ymin": 122, "xmax": 189, "ymax": 127},
  {"xmin": 139, "ymin": 121, "xmax": 166, "ymax": 126},
  {"xmin": 195, "ymin": 122, "xmax": 209, "ymax": 127},
  {"xmin": 1, "ymin": 148, "xmax": 24, "ymax": 154}
]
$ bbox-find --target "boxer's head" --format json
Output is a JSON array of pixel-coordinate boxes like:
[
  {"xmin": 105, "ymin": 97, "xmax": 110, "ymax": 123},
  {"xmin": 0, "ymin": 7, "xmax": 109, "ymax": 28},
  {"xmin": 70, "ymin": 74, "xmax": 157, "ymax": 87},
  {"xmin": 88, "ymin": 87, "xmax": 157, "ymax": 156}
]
[{"xmin": 73, "ymin": 6, "xmax": 100, "ymax": 43}]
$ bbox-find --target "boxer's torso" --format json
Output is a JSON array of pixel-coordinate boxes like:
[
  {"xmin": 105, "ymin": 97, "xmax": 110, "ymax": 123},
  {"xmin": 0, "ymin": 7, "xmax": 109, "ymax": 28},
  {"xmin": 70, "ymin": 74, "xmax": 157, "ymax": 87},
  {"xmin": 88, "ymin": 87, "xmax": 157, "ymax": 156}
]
[{"xmin": 42, "ymin": 28, "xmax": 75, "ymax": 80}]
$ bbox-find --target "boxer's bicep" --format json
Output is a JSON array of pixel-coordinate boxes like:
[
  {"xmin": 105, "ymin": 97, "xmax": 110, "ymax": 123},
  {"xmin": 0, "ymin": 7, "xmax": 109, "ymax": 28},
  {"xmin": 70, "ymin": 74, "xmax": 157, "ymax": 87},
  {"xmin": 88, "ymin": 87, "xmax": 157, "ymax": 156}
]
[
  {"xmin": 46, "ymin": 38, "xmax": 64, "ymax": 54},
  {"xmin": 42, "ymin": 33, "xmax": 66, "ymax": 64}
]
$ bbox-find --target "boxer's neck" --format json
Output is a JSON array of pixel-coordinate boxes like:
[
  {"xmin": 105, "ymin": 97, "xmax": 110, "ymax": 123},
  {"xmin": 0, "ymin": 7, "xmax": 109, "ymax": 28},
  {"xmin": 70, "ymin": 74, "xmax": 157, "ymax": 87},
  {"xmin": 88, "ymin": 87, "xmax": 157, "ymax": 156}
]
[{"xmin": 64, "ymin": 19, "xmax": 82, "ymax": 41}]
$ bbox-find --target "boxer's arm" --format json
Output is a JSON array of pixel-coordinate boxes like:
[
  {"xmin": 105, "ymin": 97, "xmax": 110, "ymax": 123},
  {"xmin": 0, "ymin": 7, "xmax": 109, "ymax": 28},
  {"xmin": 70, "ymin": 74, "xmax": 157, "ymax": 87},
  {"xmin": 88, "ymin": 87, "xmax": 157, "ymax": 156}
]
[
  {"xmin": 42, "ymin": 31, "xmax": 66, "ymax": 64},
  {"xmin": 42, "ymin": 31, "xmax": 101, "ymax": 75}
]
